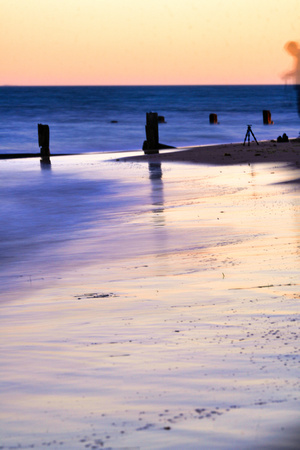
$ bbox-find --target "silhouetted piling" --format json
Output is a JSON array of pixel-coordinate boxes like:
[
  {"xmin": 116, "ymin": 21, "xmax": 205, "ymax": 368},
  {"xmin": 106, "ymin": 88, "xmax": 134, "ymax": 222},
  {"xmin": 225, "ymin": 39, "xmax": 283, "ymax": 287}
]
[
  {"xmin": 209, "ymin": 113, "xmax": 218, "ymax": 124},
  {"xmin": 262, "ymin": 110, "xmax": 273, "ymax": 125},
  {"xmin": 143, "ymin": 113, "xmax": 159, "ymax": 154},
  {"xmin": 38, "ymin": 124, "xmax": 51, "ymax": 163},
  {"xmin": 142, "ymin": 112, "xmax": 175, "ymax": 154}
]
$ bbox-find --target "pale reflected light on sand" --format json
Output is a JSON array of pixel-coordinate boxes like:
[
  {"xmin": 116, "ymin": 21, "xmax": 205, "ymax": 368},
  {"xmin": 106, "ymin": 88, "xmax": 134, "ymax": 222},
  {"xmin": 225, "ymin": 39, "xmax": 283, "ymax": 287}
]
[
  {"xmin": 0, "ymin": 154, "xmax": 299, "ymax": 449},
  {"xmin": 149, "ymin": 162, "xmax": 165, "ymax": 226}
]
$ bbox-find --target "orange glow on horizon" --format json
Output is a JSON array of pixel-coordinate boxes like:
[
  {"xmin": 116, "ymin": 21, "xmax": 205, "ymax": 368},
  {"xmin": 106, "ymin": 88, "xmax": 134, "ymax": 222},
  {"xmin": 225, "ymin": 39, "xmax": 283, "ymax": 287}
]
[{"xmin": 0, "ymin": 0, "xmax": 299, "ymax": 86}]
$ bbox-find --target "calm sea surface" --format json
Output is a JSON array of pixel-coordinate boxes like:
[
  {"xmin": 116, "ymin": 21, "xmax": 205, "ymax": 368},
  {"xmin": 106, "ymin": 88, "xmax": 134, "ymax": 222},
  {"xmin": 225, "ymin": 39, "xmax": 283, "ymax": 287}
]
[{"xmin": 0, "ymin": 85, "xmax": 299, "ymax": 154}]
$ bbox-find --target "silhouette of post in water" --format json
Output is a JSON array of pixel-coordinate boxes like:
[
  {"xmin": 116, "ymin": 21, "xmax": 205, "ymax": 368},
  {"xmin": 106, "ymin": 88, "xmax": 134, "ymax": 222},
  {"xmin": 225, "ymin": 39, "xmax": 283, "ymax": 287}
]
[
  {"xmin": 38, "ymin": 124, "xmax": 51, "ymax": 164},
  {"xmin": 142, "ymin": 112, "xmax": 175, "ymax": 154},
  {"xmin": 143, "ymin": 112, "xmax": 159, "ymax": 154},
  {"xmin": 209, "ymin": 113, "xmax": 218, "ymax": 124},
  {"xmin": 262, "ymin": 110, "xmax": 273, "ymax": 125},
  {"xmin": 243, "ymin": 125, "xmax": 259, "ymax": 146}
]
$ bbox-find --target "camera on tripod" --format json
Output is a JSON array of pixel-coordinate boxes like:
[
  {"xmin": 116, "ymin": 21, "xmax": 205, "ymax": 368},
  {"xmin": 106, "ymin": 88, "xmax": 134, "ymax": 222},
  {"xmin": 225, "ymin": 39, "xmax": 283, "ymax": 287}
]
[{"xmin": 243, "ymin": 125, "xmax": 259, "ymax": 146}]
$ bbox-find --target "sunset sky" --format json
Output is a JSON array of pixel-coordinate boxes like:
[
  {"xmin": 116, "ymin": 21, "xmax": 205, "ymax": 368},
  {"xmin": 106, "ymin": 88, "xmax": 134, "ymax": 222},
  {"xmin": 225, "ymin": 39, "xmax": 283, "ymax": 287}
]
[{"xmin": 0, "ymin": 0, "xmax": 299, "ymax": 86}]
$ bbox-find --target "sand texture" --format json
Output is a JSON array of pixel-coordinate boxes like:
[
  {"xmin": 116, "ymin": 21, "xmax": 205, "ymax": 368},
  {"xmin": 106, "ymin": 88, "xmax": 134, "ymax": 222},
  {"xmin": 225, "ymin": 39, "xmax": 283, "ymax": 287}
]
[
  {"xmin": 0, "ymin": 151, "xmax": 299, "ymax": 449},
  {"xmin": 119, "ymin": 138, "xmax": 300, "ymax": 167}
]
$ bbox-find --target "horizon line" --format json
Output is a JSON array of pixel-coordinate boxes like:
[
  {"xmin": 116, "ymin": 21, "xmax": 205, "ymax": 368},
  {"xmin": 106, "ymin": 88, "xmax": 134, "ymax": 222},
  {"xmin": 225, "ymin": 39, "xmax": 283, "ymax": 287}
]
[{"xmin": 0, "ymin": 82, "xmax": 287, "ymax": 88}]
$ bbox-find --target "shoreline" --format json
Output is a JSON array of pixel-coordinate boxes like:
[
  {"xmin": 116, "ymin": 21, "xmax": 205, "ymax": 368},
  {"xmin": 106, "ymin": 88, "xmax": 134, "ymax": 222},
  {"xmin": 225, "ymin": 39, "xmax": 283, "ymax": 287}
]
[
  {"xmin": 1, "ymin": 138, "xmax": 300, "ymax": 165},
  {"xmin": 118, "ymin": 138, "xmax": 300, "ymax": 166},
  {"xmin": 0, "ymin": 153, "xmax": 72, "ymax": 159}
]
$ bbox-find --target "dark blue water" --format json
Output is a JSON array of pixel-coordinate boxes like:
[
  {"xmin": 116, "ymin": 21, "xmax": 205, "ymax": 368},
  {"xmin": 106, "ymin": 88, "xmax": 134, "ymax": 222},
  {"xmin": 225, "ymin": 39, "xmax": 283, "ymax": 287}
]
[{"xmin": 0, "ymin": 85, "xmax": 299, "ymax": 154}]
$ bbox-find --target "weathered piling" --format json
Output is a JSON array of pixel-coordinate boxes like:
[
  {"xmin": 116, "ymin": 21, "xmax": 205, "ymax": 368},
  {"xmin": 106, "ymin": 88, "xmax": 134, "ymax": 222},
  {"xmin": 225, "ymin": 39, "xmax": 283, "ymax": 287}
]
[
  {"xmin": 142, "ymin": 112, "xmax": 175, "ymax": 154},
  {"xmin": 209, "ymin": 113, "xmax": 218, "ymax": 124},
  {"xmin": 38, "ymin": 124, "xmax": 51, "ymax": 163},
  {"xmin": 143, "ymin": 113, "xmax": 159, "ymax": 154},
  {"xmin": 262, "ymin": 110, "xmax": 273, "ymax": 125}
]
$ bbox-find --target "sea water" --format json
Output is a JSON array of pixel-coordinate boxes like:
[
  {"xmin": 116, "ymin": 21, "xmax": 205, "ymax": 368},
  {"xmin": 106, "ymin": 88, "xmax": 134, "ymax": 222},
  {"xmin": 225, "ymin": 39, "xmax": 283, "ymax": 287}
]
[{"xmin": 0, "ymin": 85, "xmax": 299, "ymax": 154}]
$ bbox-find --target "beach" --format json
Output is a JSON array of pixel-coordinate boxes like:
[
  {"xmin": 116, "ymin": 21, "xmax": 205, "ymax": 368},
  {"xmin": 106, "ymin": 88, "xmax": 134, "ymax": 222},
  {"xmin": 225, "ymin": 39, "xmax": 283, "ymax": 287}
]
[
  {"xmin": 119, "ymin": 138, "xmax": 300, "ymax": 167},
  {"xmin": 1, "ymin": 140, "xmax": 300, "ymax": 449}
]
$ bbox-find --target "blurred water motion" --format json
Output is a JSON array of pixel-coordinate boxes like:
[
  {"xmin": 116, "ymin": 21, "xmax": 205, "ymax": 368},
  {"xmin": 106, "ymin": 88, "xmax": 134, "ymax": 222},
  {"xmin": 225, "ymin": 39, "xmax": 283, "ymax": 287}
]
[{"xmin": 0, "ymin": 85, "xmax": 299, "ymax": 156}]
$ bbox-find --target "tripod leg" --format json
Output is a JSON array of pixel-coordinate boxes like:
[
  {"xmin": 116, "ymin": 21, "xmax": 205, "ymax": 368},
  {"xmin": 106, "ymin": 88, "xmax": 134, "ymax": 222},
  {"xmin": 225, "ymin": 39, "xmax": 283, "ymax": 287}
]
[
  {"xmin": 243, "ymin": 131, "xmax": 248, "ymax": 146},
  {"xmin": 248, "ymin": 131, "xmax": 250, "ymax": 146},
  {"xmin": 250, "ymin": 129, "xmax": 259, "ymax": 145}
]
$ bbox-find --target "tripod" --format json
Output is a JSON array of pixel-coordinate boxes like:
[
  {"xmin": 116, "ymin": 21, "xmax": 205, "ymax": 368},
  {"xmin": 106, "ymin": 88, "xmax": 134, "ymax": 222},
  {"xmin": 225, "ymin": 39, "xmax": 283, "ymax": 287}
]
[{"xmin": 243, "ymin": 125, "xmax": 259, "ymax": 146}]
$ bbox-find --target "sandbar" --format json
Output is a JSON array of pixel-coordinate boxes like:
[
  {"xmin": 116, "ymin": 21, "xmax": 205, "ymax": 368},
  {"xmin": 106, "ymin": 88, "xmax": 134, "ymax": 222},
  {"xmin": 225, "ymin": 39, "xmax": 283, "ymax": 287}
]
[{"xmin": 119, "ymin": 138, "xmax": 300, "ymax": 166}]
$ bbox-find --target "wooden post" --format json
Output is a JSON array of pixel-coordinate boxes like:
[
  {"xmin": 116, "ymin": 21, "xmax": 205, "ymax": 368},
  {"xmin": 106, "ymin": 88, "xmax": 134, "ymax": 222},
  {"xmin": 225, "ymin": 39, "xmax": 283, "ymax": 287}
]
[
  {"xmin": 158, "ymin": 115, "xmax": 166, "ymax": 123},
  {"xmin": 209, "ymin": 113, "xmax": 218, "ymax": 124},
  {"xmin": 262, "ymin": 110, "xmax": 273, "ymax": 125},
  {"xmin": 38, "ymin": 123, "xmax": 50, "ymax": 162},
  {"xmin": 143, "ymin": 112, "xmax": 159, "ymax": 154}
]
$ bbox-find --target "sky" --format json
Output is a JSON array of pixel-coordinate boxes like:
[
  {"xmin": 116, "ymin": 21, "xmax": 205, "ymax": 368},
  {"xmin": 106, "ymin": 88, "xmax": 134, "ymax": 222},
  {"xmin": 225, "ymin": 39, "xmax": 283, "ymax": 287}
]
[{"xmin": 0, "ymin": 0, "xmax": 299, "ymax": 86}]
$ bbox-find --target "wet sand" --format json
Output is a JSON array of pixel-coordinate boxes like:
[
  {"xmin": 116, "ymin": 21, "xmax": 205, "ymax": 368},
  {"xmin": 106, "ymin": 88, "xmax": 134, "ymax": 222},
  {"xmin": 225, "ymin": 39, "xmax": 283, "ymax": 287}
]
[{"xmin": 0, "ymin": 152, "xmax": 299, "ymax": 449}]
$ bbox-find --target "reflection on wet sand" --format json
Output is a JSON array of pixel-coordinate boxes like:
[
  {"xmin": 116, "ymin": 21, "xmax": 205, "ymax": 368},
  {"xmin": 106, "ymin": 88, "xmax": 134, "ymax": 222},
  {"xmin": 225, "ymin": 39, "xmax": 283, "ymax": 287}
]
[
  {"xmin": 40, "ymin": 159, "xmax": 52, "ymax": 170},
  {"xmin": 148, "ymin": 162, "xmax": 165, "ymax": 227},
  {"xmin": 148, "ymin": 162, "xmax": 164, "ymax": 224},
  {"xmin": 148, "ymin": 162, "xmax": 169, "ymax": 274},
  {"xmin": 1, "ymin": 155, "xmax": 299, "ymax": 449}
]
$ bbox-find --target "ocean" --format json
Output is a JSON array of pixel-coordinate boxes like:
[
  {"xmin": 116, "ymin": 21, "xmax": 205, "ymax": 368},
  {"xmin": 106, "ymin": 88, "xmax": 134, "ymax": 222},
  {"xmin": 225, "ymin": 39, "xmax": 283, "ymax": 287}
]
[{"xmin": 0, "ymin": 85, "xmax": 299, "ymax": 154}]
